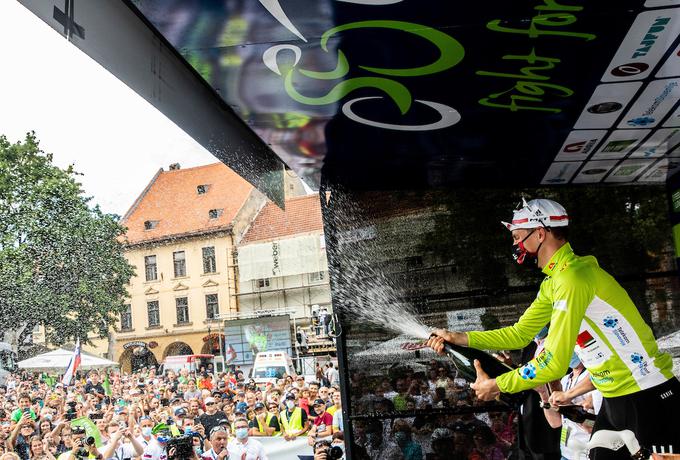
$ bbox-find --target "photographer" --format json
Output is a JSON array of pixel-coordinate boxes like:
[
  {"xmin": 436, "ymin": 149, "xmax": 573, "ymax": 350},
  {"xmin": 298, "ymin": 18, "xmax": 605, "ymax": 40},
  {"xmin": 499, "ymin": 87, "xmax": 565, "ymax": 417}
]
[
  {"xmin": 313, "ymin": 439, "xmax": 345, "ymax": 460},
  {"xmin": 56, "ymin": 426, "xmax": 103, "ymax": 460},
  {"xmin": 7, "ymin": 412, "xmax": 35, "ymax": 460}
]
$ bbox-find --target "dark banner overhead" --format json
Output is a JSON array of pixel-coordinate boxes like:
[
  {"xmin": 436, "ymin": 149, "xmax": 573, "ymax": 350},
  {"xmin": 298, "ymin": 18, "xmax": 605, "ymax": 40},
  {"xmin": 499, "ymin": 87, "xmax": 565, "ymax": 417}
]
[{"xmin": 127, "ymin": 0, "xmax": 680, "ymax": 191}]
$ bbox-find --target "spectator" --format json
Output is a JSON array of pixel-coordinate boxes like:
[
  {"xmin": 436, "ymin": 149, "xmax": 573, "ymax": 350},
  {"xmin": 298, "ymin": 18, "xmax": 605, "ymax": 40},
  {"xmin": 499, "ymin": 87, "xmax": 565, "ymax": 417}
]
[
  {"xmin": 249, "ymin": 402, "xmax": 279, "ymax": 437},
  {"xmin": 280, "ymin": 394, "xmax": 309, "ymax": 441},
  {"xmin": 307, "ymin": 399, "xmax": 333, "ymax": 446},
  {"xmin": 393, "ymin": 419, "xmax": 423, "ymax": 460},
  {"xmin": 198, "ymin": 397, "xmax": 227, "ymax": 436},
  {"xmin": 227, "ymin": 417, "xmax": 268, "ymax": 459}
]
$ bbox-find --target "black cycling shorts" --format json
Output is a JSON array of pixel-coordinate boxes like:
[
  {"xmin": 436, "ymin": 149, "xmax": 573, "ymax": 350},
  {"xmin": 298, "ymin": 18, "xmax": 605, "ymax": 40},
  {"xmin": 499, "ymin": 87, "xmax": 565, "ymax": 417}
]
[{"xmin": 591, "ymin": 377, "xmax": 680, "ymax": 460}]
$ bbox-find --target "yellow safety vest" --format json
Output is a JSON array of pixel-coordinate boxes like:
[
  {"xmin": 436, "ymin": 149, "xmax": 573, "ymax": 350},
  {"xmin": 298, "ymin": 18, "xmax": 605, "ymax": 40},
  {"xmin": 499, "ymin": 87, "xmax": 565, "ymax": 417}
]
[
  {"xmin": 256, "ymin": 413, "xmax": 279, "ymax": 436},
  {"xmin": 280, "ymin": 408, "xmax": 303, "ymax": 435}
]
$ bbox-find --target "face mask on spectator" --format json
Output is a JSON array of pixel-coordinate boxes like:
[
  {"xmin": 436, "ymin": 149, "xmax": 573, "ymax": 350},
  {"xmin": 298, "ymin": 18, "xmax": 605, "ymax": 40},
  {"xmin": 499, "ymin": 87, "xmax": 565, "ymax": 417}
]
[
  {"xmin": 141, "ymin": 427, "xmax": 152, "ymax": 437},
  {"xmin": 235, "ymin": 428, "xmax": 248, "ymax": 440},
  {"xmin": 286, "ymin": 400, "xmax": 295, "ymax": 410}
]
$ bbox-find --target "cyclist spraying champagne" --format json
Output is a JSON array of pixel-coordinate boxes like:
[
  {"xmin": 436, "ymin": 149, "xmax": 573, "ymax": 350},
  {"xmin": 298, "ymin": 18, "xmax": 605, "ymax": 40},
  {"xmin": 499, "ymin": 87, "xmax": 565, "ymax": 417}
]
[{"xmin": 427, "ymin": 198, "xmax": 680, "ymax": 460}]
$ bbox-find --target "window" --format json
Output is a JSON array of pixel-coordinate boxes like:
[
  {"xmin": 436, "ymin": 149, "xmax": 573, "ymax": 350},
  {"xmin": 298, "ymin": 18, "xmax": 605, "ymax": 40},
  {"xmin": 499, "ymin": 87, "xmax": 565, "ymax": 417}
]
[
  {"xmin": 257, "ymin": 278, "xmax": 270, "ymax": 288},
  {"xmin": 202, "ymin": 246, "xmax": 216, "ymax": 273},
  {"xmin": 197, "ymin": 184, "xmax": 210, "ymax": 195},
  {"xmin": 147, "ymin": 301, "xmax": 160, "ymax": 327},
  {"xmin": 144, "ymin": 255, "xmax": 157, "ymax": 281},
  {"xmin": 121, "ymin": 304, "xmax": 132, "ymax": 330},
  {"xmin": 173, "ymin": 251, "xmax": 186, "ymax": 277},
  {"xmin": 206, "ymin": 294, "xmax": 219, "ymax": 319},
  {"xmin": 144, "ymin": 220, "xmax": 159, "ymax": 230},
  {"xmin": 176, "ymin": 297, "xmax": 189, "ymax": 324},
  {"xmin": 208, "ymin": 208, "xmax": 223, "ymax": 219},
  {"xmin": 309, "ymin": 271, "xmax": 325, "ymax": 283}
]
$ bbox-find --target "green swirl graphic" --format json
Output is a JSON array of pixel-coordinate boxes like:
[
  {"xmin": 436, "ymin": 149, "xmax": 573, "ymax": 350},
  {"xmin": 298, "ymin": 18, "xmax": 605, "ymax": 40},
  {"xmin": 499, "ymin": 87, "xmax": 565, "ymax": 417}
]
[{"xmin": 320, "ymin": 20, "xmax": 465, "ymax": 77}]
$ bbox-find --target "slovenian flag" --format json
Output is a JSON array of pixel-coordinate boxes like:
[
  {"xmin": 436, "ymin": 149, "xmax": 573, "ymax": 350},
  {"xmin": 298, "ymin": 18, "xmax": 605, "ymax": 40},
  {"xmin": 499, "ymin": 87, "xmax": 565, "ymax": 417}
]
[{"xmin": 61, "ymin": 339, "xmax": 81, "ymax": 385}]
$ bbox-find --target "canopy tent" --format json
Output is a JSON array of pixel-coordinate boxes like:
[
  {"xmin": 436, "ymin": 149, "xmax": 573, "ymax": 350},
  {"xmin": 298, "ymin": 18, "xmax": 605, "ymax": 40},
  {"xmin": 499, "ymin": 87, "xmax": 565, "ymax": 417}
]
[{"xmin": 18, "ymin": 348, "xmax": 118, "ymax": 373}]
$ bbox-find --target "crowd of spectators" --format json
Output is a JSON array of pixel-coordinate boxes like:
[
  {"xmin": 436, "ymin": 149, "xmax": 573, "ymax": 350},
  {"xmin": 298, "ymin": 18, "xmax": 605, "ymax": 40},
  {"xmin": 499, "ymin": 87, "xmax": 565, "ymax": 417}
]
[{"xmin": 0, "ymin": 364, "xmax": 345, "ymax": 460}]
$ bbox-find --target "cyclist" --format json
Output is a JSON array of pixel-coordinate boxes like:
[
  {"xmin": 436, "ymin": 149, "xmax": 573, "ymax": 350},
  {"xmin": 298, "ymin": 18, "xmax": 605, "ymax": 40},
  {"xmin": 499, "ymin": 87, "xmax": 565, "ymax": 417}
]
[{"xmin": 427, "ymin": 198, "xmax": 680, "ymax": 459}]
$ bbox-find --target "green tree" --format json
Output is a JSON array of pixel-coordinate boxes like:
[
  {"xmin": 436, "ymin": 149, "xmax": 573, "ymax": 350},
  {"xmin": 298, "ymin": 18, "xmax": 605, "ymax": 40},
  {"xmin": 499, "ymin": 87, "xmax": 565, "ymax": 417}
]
[{"xmin": 0, "ymin": 133, "xmax": 134, "ymax": 351}]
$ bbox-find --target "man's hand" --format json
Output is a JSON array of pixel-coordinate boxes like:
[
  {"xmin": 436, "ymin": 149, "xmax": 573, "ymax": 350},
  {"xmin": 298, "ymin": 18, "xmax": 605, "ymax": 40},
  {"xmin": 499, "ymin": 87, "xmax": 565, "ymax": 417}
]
[
  {"xmin": 469, "ymin": 360, "xmax": 501, "ymax": 401},
  {"xmin": 548, "ymin": 391, "xmax": 570, "ymax": 406},
  {"xmin": 426, "ymin": 329, "xmax": 468, "ymax": 355}
]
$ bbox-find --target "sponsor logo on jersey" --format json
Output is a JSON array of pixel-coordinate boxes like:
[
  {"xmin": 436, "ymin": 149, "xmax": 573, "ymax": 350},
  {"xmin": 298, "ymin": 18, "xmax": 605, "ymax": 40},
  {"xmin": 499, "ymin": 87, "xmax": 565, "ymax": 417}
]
[
  {"xmin": 603, "ymin": 316, "xmax": 632, "ymax": 346},
  {"xmin": 630, "ymin": 352, "xmax": 651, "ymax": 376},
  {"xmin": 536, "ymin": 350, "xmax": 554, "ymax": 370},
  {"xmin": 590, "ymin": 368, "xmax": 615, "ymax": 385},
  {"xmin": 577, "ymin": 330, "xmax": 596, "ymax": 348},
  {"xmin": 520, "ymin": 363, "xmax": 536, "ymax": 380}
]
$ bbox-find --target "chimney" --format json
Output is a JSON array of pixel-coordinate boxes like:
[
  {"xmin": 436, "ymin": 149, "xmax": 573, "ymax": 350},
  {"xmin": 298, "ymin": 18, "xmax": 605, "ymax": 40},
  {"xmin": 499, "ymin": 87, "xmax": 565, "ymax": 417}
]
[{"xmin": 169, "ymin": 163, "xmax": 181, "ymax": 170}]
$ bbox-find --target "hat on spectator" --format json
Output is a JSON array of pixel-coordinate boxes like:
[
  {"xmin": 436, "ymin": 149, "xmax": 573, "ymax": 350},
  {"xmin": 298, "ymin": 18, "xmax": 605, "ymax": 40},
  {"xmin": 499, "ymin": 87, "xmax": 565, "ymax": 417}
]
[
  {"xmin": 284, "ymin": 393, "xmax": 296, "ymax": 400},
  {"xmin": 313, "ymin": 399, "xmax": 326, "ymax": 407},
  {"xmin": 253, "ymin": 402, "xmax": 265, "ymax": 410},
  {"xmin": 204, "ymin": 397, "xmax": 216, "ymax": 405},
  {"xmin": 174, "ymin": 407, "xmax": 187, "ymax": 417},
  {"xmin": 236, "ymin": 402, "xmax": 248, "ymax": 413}
]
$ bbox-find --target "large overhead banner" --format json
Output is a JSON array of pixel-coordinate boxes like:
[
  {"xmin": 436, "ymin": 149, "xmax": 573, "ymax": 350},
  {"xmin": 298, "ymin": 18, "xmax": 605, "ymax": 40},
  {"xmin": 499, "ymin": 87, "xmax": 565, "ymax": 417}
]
[{"xmin": 125, "ymin": 0, "xmax": 680, "ymax": 190}]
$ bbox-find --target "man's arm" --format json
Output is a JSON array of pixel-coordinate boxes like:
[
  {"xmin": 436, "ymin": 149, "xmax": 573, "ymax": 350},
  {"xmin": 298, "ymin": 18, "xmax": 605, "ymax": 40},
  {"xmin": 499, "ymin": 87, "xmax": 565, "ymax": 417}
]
[
  {"xmin": 549, "ymin": 376, "xmax": 596, "ymax": 406},
  {"xmin": 496, "ymin": 275, "xmax": 593, "ymax": 394}
]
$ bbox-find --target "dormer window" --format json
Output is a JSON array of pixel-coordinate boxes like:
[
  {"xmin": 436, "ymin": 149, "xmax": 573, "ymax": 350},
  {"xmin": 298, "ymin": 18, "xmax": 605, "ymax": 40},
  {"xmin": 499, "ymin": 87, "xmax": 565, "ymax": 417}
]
[
  {"xmin": 197, "ymin": 184, "xmax": 210, "ymax": 195},
  {"xmin": 144, "ymin": 220, "xmax": 159, "ymax": 230},
  {"xmin": 208, "ymin": 209, "xmax": 223, "ymax": 219}
]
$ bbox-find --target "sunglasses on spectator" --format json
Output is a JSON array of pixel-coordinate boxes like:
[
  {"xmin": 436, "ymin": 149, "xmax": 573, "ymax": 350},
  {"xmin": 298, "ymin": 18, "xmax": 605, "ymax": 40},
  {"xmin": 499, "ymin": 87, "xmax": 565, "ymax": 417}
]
[{"xmin": 205, "ymin": 402, "xmax": 216, "ymax": 406}]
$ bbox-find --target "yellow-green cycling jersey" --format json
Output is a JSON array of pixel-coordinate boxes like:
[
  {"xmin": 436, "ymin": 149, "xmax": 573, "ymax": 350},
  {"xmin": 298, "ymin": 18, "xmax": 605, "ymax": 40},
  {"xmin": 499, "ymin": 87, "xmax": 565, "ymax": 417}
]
[{"xmin": 467, "ymin": 243, "xmax": 674, "ymax": 398}]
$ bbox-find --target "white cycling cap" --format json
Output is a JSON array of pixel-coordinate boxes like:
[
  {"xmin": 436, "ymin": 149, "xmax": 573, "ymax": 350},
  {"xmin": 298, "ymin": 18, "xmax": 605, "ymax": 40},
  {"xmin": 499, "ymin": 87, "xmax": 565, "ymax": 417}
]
[{"xmin": 502, "ymin": 198, "xmax": 569, "ymax": 231}]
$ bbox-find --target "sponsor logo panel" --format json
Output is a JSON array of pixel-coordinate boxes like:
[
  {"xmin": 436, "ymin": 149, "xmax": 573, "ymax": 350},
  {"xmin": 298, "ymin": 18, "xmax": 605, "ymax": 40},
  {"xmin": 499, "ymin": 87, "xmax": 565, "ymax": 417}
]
[
  {"xmin": 662, "ymin": 103, "xmax": 680, "ymax": 127},
  {"xmin": 555, "ymin": 130, "xmax": 607, "ymax": 161},
  {"xmin": 645, "ymin": 0, "xmax": 680, "ymax": 6},
  {"xmin": 572, "ymin": 160, "xmax": 619, "ymax": 183},
  {"xmin": 605, "ymin": 159, "xmax": 655, "ymax": 182},
  {"xmin": 541, "ymin": 162, "xmax": 581, "ymax": 185},
  {"xmin": 575, "ymin": 327, "xmax": 612, "ymax": 368},
  {"xmin": 656, "ymin": 41, "xmax": 680, "ymax": 78},
  {"xmin": 592, "ymin": 129, "xmax": 651, "ymax": 159},
  {"xmin": 629, "ymin": 127, "xmax": 680, "ymax": 157},
  {"xmin": 638, "ymin": 157, "xmax": 680, "ymax": 181},
  {"xmin": 618, "ymin": 78, "xmax": 680, "ymax": 129},
  {"xmin": 603, "ymin": 8, "xmax": 680, "ymax": 82},
  {"xmin": 575, "ymin": 83, "xmax": 642, "ymax": 129}
]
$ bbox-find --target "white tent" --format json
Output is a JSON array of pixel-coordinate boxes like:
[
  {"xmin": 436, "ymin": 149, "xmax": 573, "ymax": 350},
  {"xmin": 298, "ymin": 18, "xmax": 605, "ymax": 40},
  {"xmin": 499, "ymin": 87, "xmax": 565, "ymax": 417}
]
[{"xmin": 18, "ymin": 348, "xmax": 119, "ymax": 373}]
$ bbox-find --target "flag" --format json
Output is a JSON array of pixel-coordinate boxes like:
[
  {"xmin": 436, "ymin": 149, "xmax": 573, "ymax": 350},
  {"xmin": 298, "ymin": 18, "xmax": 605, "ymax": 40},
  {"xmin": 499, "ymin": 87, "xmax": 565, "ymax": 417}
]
[
  {"xmin": 61, "ymin": 339, "xmax": 81, "ymax": 386},
  {"xmin": 102, "ymin": 372, "xmax": 112, "ymax": 397},
  {"xmin": 225, "ymin": 344, "xmax": 237, "ymax": 364},
  {"xmin": 71, "ymin": 416, "xmax": 103, "ymax": 447}
]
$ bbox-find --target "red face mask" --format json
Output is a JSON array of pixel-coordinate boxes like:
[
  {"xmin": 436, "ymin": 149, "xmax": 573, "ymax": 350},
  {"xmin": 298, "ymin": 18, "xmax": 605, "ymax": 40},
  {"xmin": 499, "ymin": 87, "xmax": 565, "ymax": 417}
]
[{"xmin": 513, "ymin": 229, "xmax": 541, "ymax": 266}]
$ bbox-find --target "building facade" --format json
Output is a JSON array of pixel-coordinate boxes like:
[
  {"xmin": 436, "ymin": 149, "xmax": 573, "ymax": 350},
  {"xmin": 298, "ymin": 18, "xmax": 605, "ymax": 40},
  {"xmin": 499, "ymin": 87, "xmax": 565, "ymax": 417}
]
[{"xmin": 113, "ymin": 162, "xmax": 267, "ymax": 373}]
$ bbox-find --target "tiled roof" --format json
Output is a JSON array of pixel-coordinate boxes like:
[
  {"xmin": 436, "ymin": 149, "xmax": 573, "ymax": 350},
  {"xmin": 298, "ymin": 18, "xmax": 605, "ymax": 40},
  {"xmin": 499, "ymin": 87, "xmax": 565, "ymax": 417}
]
[
  {"xmin": 241, "ymin": 195, "xmax": 323, "ymax": 244},
  {"xmin": 121, "ymin": 163, "xmax": 254, "ymax": 245}
]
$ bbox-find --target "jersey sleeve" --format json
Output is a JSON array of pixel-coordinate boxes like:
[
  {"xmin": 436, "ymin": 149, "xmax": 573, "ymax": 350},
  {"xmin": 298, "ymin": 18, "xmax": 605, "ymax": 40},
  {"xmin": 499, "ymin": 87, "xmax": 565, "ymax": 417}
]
[
  {"xmin": 496, "ymin": 273, "xmax": 593, "ymax": 393},
  {"xmin": 467, "ymin": 278, "xmax": 553, "ymax": 351}
]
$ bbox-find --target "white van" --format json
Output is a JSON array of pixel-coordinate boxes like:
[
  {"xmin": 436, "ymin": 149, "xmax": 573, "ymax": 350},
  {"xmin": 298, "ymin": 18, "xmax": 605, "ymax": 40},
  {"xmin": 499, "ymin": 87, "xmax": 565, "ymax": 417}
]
[{"xmin": 251, "ymin": 351, "xmax": 297, "ymax": 385}]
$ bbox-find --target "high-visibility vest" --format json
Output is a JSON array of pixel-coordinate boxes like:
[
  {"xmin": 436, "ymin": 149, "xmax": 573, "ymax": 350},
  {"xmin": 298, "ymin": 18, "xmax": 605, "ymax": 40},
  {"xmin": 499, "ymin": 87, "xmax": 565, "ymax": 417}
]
[
  {"xmin": 256, "ymin": 413, "xmax": 280, "ymax": 436},
  {"xmin": 280, "ymin": 408, "xmax": 303, "ymax": 435}
]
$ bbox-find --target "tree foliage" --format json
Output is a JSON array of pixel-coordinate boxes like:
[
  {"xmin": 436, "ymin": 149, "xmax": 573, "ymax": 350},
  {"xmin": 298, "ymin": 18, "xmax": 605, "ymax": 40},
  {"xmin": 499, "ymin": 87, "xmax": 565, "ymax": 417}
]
[{"xmin": 0, "ymin": 133, "xmax": 134, "ymax": 347}]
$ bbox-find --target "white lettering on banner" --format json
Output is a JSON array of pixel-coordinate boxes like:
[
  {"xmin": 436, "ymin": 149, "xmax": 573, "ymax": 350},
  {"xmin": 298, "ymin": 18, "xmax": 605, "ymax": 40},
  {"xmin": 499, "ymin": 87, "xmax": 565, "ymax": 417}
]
[
  {"xmin": 238, "ymin": 235, "xmax": 328, "ymax": 282},
  {"xmin": 257, "ymin": 436, "xmax": 316, "ymax": 460},
  {"xmin": 602, "ymin": 8, "xmax": 680, "ymax": 82}
]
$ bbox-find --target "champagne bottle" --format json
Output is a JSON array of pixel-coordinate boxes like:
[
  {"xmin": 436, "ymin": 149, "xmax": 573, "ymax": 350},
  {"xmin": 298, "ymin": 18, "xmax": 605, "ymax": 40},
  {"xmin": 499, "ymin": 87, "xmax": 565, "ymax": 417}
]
[
  {"xmin": 539, "ymin": 401, "xmax": 596, "ymax": 424},
  {"xmin": 433, "ymin": 336, "xmax": 526, "ymax": 406}
]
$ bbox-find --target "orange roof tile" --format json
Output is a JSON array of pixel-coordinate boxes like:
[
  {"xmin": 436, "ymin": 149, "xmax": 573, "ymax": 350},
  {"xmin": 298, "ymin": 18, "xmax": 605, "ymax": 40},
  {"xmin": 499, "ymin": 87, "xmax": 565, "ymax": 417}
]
[
  {"xmin": 121, "ymin": 163, "xmax": 254, "ymax": 245},
  {"xmin": 242, "ymin": 195, "xmax": 323, "ymax": 244}
]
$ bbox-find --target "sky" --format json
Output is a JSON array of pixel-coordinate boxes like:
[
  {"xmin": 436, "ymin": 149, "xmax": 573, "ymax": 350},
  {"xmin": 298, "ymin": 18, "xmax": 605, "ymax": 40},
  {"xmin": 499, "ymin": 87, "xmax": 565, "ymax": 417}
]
[{"xmin": 0, "ymin": 1, "xmax": 217, "ymax": 216}]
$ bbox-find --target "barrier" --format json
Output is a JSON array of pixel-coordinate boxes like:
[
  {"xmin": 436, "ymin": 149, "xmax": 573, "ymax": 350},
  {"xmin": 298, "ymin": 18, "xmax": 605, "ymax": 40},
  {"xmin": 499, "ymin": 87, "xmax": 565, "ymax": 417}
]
[{"xmin": 257, "ymin": 436, "xmax": 313, "ymax": 460}]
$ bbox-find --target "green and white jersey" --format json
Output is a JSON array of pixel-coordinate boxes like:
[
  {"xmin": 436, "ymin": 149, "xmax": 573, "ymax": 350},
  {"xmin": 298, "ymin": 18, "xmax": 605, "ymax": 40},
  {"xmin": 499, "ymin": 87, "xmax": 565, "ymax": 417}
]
[{"xmin": 467, "ymin": 243, "xmax": 674, "ymax": 398}]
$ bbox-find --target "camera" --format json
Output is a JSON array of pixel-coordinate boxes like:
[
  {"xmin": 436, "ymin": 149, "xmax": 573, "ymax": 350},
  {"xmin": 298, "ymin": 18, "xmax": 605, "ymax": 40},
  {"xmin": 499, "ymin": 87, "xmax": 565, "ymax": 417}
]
[
  {"xmin": 165, "ymin": 434, "xmax": 194, "ymax": 460},
  {"xmin": 319, "ymin": 445, "xmax": 344, "ymax": 460},
  {"xmin": 65, "ymin": 401, "xmax": 78, "ymax": 421},
  {"xmin": 74, "ymin": 436, "xmax": 95, "ymax": 458}
]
